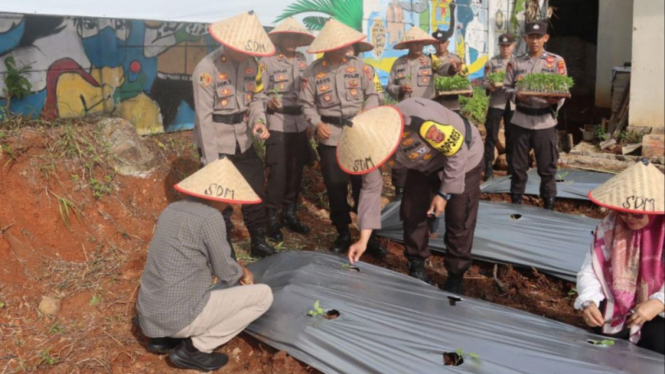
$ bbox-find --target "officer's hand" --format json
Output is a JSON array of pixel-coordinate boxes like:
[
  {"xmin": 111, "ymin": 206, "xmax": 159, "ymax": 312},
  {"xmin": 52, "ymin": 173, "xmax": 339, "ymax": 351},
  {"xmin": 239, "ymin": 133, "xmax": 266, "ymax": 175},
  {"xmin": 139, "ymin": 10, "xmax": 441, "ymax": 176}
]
[
  {"xmin": 582, "ymin": 302, "xmax": 604, "ymax": 327},
  {"xmin": 306, "ymin": 126, "xmax": 313, "ymax": 139},
  {"xmin": 348, "ymin": 241, "xmax": 368, "ymax": 264},
  {"xmin": 449, "ymin": 60, "xmax": 461, "ymax": 74},
  {"xmin": 488, "ymin": 83, "xmax": 499, "ymax": 93},
  {"xmin": 316, "ymin": 123, "xmax": 332, "ymax": 140},
  {"xmin": 268, "ymin": 97, "xmax": 281, "ymax": 110},
  {"xmin": 545, "ymin": 97, "xmax": 561, "ymax": 105},
  {"xmin": 240, "ymin": 266, "xmax": 254, "ymax": 285},
  {"xmin": 427, "ymin": 195, "xmax": 447, "ymax": 217},
  {"xmin": 627, "ymin": 299, "xmax": 665, "ymax": 328},
  {"xmin": 400, "ymin": 84, "xmax": 413, "ymax": 94},
  {"xmin": 253, "ymin": 122, "xmax": 270, "ymax": 140}
]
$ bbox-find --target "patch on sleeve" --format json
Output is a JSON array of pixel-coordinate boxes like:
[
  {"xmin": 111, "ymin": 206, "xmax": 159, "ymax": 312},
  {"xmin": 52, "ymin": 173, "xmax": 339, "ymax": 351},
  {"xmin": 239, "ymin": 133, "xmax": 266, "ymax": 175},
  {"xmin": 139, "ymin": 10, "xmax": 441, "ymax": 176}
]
[
  {"xmin": 363, "ymin": 65, "xmax": 372, "ymax": 80},
  {"xmin": 301, "ymin": 78, "xmax": 309, "ymax": 91},
  {"xmin": 418, "ymin": 121, "xmax": 464, "ymax": 157},
  {"xmin": 198, "ymin": 72, "xmax": 212, "ymax": 87},
  {"xmin": 557, "ymin": 60, "xmax": 567, "ymax": 76}
]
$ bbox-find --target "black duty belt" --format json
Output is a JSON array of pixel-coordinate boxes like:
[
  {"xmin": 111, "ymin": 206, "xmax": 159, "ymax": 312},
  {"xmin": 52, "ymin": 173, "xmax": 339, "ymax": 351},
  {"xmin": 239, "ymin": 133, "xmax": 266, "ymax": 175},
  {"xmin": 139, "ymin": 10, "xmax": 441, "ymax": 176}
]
[
  {"xmin": 212, "ymin": 112, "xmax": 246, "ymax": 124},
  {"xmin": 266, "ymin": 106, "xmax": 302, "ymax": 115},
  {"xmin": 516, "ymin": 105, "xmax": 556, "ymax": 116},
  {"xmin": 321, "ymin": 115, "xmax": 354, "ymax": 127}
]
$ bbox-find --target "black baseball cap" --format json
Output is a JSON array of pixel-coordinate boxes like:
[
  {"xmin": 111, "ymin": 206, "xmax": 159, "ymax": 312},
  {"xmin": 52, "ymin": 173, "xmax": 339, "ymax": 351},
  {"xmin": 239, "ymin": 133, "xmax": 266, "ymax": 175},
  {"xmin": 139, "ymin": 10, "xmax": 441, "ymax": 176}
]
[
  {"xmin": 432, "ymin": 29, "xmax": 449, "ymax": 43},
  {"xmin": 525, "ymin": 21, "xmax": 548, "ymax": 35},
  {"xmin": 498, "ymin": 33, "xmax": 516, "ymax": 45}
]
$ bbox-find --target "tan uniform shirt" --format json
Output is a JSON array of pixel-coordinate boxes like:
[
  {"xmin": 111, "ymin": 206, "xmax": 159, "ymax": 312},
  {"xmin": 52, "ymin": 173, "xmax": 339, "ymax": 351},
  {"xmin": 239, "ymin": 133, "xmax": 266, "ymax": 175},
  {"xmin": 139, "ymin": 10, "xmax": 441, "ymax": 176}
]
[
  {"xmin": 432, "ymin": 53, "xmax": 463, "ymax": 111},
  {"xmin": 260, "ymin": 51, "xmax": 309, "ymax": 133},
  {"xmin": 299, "ymin": 56, "xmax": 380, "ymax": 146},
  {"xmin": 387, "ymin": 55, "xmax": 436, "ymax": 101},
  {"xmin": 358, "ymin": 98, "xmax": 484, "ymax": 229},
  {"xmin": 192, "ymin": 47, "xmax": 267, "ymax": 164},
  {"xmin": 504, "ymin": 51, "xmax": 568, "ymax": 130},
  {"xmin": 483, "ymin": 55, "xmax": 515, "ymax": 110}
]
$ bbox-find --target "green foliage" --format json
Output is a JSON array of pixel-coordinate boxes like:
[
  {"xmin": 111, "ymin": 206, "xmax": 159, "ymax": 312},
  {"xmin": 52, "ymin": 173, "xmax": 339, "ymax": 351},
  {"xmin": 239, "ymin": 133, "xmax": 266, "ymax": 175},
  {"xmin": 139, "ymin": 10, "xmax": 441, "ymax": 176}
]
[
  {"xmin": 594, "ymin": 125, "xmax": 609, "ymax": 142},
  {"xmin": 89, "ymin": 295, "xmax": 102, "ymax": 306},
  {"xmin": 516, "ymin": 73, "xmax": 575, "ymax": 93},
  {"xmin": 2, "ymin": 56, "xmax": 33, "ymax": 112},
  {"xmin": 487, "ymin": 72, "xmax": 505, "ymax": 85},
  {"xmin": 0, "ymin": 301, "xmax": 5, "ymax": 309},
  {"xmin": 276, "ymin": 0, "xmax": 364, "ymax": 31},
  {"xmin": 588, "ymin": 339, "xmax": 615, "ymax": 347},
  {"xmin": 49, "ymin": 321, "xmax": 65, "ymax": 334},
  {"xmin": 307, "ymin": 300, "xmax": 325, "ymax": 316},
  {"xmin": 619, "ymin": 130, "xmax": 643, "ymax": 145},
  {"xmin": 49, "ymin": 191, "xmax": 81, "ymax": 229},
  {"xmin": 460, "ymin": 87, "xmax": 489, "ymax": 125},
  {"xmin": 37, "ymin": 349, "xmax": 57, "ymax": 366},
  {"xmin": 90, "ymin": 176, "xmax": 113, "ymax": 199},
  {"xmin": 434, "ymin": 75, "xmax": 472, "ymax": 92}
]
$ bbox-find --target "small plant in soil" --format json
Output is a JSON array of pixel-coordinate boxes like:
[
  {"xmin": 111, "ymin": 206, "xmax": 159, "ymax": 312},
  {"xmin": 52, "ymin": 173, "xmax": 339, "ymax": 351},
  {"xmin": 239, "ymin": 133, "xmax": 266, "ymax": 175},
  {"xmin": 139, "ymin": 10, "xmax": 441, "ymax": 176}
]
[
  {"xmin": 89, "ymin": 295, "xmax": 102, "ymax": 306},
  {"xmin": 487, "ymin": 72, "xmax": 505, "ymax": 85},
  {"xmin": 555, "ymin": 170, "xmax": 569, "ymax": 182},
  {"xmin": 37, "ymin": 349, "xmax": 57, "ymax": 366},
  {"xmin": 435, "ymin": 75, "xmax": 472, "ymax": 92},
  {"xmin": 2, "ymin": 56, "xmax": 33, "ymax": 114},
  {"xmin": 516, "ymin": 73, "xmax": 574, "ymax": 94},
  {"xmin": 0, "ymin": 301, "xmax": 5, "ymax": 309},
  {"xmin": 307, "ymin": 300, "xmax": 340, "ymax": 320},
  {"xmin": 341, "ymin": 263, "xmax": 360, "ymax": 272},
  {"xmin": 443, "ymin": 348, "xmax": 479, "ymax": 366},
  {"xmin": 587, "ymin": 339, "xmax": 615, "ymax": 347}
]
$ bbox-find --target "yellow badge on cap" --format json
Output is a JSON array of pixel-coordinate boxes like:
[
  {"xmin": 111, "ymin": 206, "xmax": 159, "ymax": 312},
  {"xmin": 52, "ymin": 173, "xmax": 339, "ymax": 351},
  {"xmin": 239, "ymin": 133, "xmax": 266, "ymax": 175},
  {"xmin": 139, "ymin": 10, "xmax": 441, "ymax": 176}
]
[{"xmin": 419, "ymin": 121, "xmax": 464, "ymax": 157}]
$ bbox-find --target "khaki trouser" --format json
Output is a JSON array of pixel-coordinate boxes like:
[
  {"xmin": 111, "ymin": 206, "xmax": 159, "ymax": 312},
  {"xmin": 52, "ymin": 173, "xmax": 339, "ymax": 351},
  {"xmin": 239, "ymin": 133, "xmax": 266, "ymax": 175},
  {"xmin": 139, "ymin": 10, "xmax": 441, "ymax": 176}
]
[{"xmin": 172, "ymin": 284, "xmax": 273, "ymax": 353}]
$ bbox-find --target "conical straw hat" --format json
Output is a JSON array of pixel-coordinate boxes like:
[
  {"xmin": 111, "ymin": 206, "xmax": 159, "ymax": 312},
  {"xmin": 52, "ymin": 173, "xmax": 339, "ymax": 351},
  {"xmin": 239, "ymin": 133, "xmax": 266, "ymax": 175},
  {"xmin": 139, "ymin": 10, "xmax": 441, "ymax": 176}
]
[
  {"xmin": 588, "ymin": 159, "xmax": 664, "ymax": 214},
  {"xmin": 269, "ymin": 18, "xmax": 314, "ymax": 47},
  {"xmin": 353, "ymin": 40, "xmax": 374, "ymax": 53},
  {"xmin": 209, "ymin": 11, "xmax": 275, "ymax": 57},
  {"xmin": 393, "ymin": 26, "xmax": 439, "ymax": 50},
  {"xmin": 336, "ymin": 106, "xmax": 404, "ymax": 175},
  {"xmin": 308, "ymin": 19, "xmax": 368, "ymax": 54},
  {"xmin": 174, "ymin": 158, "xmax": 261, "ymax": 204}
]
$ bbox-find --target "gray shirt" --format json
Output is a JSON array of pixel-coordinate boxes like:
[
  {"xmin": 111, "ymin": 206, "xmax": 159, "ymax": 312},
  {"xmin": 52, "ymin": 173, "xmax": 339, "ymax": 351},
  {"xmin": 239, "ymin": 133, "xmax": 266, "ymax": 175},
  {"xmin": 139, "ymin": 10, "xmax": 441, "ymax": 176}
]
[
  {"xmin": 260, "ymin": 50, "xmax": 309, "ymax": 133},
  {"xmin": 137, "ymin": 199, "xmax": 243, "ymax": 337},
  {"xmin": 483, "ymin": 55, "xmax": 514, "ymax": 110}
]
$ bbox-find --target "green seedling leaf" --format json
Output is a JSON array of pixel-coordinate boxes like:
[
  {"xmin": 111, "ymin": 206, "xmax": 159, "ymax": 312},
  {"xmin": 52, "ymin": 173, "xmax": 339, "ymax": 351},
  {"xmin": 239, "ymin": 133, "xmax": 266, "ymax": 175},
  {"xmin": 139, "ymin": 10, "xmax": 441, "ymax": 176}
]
[
  {"xmin": 601, "ymin": 339, "xmax": 615, "ymax": 346},
  {"xmin": 89, "ymin": 295, "xmax": 102, "ymax": 306},
  {"xmin": 0, "ymin": 301, "xmax": 5, "ymax": 309},
  {"xmin": 314, "ymin": 300, "xmax": 324, "ymax": 314},
  {"xmin": 468, "ymin": 352, "xmax": 480, "ymax": 359},
  {"xmin": 456, "ymin": 348, "xmax": 463, "ymax": 356}
]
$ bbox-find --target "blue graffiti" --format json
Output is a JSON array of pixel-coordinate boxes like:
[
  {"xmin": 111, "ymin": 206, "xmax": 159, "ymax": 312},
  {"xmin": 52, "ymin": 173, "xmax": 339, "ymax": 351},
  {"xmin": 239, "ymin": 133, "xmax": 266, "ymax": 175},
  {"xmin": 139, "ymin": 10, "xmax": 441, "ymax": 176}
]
[
  {"xmin": 0, "ymin": 19, "xmax": 25, "ymax": 56},
  {"xmin": 0, "ymin": 90, "xmax": 47, "ymax": 119},
  {"xmin": 168, "ymin": 100, "xmax": 196, "ymax": 132}
]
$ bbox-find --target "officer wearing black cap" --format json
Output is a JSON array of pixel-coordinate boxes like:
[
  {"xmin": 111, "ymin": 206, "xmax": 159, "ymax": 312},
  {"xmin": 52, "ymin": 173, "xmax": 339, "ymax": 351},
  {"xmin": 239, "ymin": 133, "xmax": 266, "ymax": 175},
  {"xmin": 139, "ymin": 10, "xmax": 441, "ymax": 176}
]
[
  {"xmin": 430, "ymin": 28, "xmax": 466, "ymax": 112},
  {"xmin": 483, "ymin": 33, "xmax": 516, "ymax": 180},
  {"xmin": 503, "ymin": 21, "xmax": 568, "ymax": 210}
]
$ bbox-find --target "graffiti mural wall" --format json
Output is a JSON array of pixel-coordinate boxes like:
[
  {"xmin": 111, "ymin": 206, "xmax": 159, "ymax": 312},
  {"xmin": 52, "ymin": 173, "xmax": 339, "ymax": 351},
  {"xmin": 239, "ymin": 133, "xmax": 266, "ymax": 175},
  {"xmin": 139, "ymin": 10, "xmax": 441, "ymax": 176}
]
[{"xmin": 1, "ymin": 1, "xmax": 545, "ymax": 133}]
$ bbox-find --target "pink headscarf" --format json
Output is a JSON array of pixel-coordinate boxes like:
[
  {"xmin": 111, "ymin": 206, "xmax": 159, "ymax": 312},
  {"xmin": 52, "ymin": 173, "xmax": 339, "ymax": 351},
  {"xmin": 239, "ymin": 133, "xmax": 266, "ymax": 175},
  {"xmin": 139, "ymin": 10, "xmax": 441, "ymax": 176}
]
[{"xmin": 591, "ymin": 212, "xmax": 665, "ymax": 343}]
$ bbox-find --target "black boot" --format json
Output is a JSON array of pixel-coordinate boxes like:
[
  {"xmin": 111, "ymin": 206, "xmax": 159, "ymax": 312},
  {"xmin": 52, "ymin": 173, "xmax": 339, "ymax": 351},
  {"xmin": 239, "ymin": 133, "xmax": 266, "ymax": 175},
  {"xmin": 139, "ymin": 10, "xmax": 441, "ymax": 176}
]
[
  {"xmin": 484, "ymin": 159, "xmax": 494, "ymax": 181},
  {"xmin": 366, "ymin": 232, "xmax": 387, "ymax": 259},
  {"xmin": 511, "ymin": 193, "xmax": 523, "ymax": 205},
  {"xmin": 266, "ymin": 209, "xmax": 283, "ymax": 242},
  {"xmin": 394, "ymin": 187, "xmax": 405, "ymax": 201},
  {"xmin": 169, "ymin": 338, "xmax": 228, "ymax": 372},
  {"xmin": 249, "ymin": 228, "xmax": 276, "ymax": 258},
  {"xmin": 407, "ymin": 256, "xmax": 430, "ymax": 283},
  {"xmin": 330, "ymin": 226, "xmax": 351, "ymax": 254},
  {"xmin": 283, "ymin": 204, "xmax": 310, "ymax": 234},
  {"xmin": 443, "ymin": 274, "xmax": 464, "ymax": 294},
  {"xmin": 543, "ymin": 197, "xmax": 556, "ymax": 210},
  {"xmin": 147, "ymin": 337, "xmax": 182, "ymax": 354}
]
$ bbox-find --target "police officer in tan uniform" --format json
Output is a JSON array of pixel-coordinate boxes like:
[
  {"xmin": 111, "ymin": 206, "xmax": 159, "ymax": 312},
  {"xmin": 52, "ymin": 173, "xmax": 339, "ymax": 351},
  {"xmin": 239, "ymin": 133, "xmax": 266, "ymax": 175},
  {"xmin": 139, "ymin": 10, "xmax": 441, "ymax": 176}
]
[
  {"xmin": 386, "ymin": 27, "xmax": 445, "ymax": 199},
  {"xmin": 431, "ymin": 29, "xmax": 466, "ymax": 112},
  {"xmin": 504, "ymin": 21, "xmax": 568, "ymax": 210},
  {"xmin": 339, "ymin": 99, "xmax": 484, "ymax": 294},
  {"xmin": 261, "ymin": 18, "xmax": 314, "ymax": 241},
  {"xmin": 192, "ymin": 12, "xmax": 276, "ymax": 257},
  {"xmin": 299, "ymin": 19, "xmax": 383, "ymax": 256},
  {"xmin": 483, "ymin": 33, "xmax": 516, "ymax": 180}
]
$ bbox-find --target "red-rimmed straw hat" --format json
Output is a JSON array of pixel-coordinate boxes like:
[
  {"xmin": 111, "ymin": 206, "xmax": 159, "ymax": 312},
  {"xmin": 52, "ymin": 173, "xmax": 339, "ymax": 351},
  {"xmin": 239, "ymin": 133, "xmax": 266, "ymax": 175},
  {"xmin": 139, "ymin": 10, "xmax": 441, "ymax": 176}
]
[
  {"xmin": 336, "ymin": 106, "xmax": 404, "ymax": 175},
  {"xmin": 308, "ymin": 19, "xmax": 372, "ymax": 54},
  {"xmin": 175, "ymin": 158, "xmax": 261, "ymax": 205},
  {"xmin": 393, "ymin": 27, "xmax": 439, "ymax": 50},
  {"xmin": 269, "ymin": 18, "xmax": 315, "ymax": 47},
  {"xmin": 209, "ymin": 11, "xmax": 276, "ymax": 57},
  {"xmin": 588, "ymin": 159, "xmax": 664, "ymax": 214}
]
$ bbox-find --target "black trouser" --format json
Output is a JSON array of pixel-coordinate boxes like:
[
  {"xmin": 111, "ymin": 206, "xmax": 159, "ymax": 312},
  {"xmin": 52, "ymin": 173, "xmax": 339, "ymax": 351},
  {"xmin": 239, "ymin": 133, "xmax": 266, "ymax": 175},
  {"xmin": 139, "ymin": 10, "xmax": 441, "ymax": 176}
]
[
  {"xmin": 391, "ymin": 168, "xmax": 408, "ymax": 189},
  {"xmin": 484, "ymin": 103, "xmax": 514, "ymax": 173},
  {"xmin": 216, "ymin": 145, "xmax": 267, "ymax": 233},
  {"xmin": 400, "ymin": 162, "xmax": 483, "ymax": 277},
  {"xmin": 510, "ymin": 125, "xmax": 558, "ymax": 199},
  {"xmin": 264, "ymin": 131, "xmax": 308, "ymax": 209},
  {"xmin": 594, "ymin": 303, "xmax": 665, "ymax": 355},
  {"xmin": 318, "ymin": 144, "xmax": 361, "ymax": 227}
]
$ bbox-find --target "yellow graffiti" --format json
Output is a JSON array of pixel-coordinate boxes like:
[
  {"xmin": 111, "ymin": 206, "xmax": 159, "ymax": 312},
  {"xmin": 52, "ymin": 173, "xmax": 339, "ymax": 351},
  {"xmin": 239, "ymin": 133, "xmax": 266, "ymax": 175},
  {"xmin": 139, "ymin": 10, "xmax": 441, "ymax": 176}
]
[
  {"xmin": 56, "ymin": 67, "xmax": 124, "ymax": 118},
  {"xmin": 432, "ymin": 0, "xmax": 454, "ymax": 30},
  {"xmin": 118, "ymin": 93, "xmax": 164, "ymax": 135}
]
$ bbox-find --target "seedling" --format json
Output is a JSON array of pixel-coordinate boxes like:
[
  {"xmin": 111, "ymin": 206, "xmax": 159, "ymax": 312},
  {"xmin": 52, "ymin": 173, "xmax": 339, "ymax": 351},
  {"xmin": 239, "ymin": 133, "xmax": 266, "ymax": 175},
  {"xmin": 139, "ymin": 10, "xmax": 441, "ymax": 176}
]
[
  {"xmin": 443, "ymin": 348, "xmax": 480, "ymax": 366},
  {"xmin": 308, "ymin": 300, "xmax": 325, "ymax": 317},
  {"xmin": 587, "ymin": 339, "xmax": 615, "ymax": 347},
  {"xmin": 0, "ymin": 301, "xmax": 5, "ymax": 309},
  {"xmin": 555, "ymin": 170, "xmax": 569, "ymax": 182},
  {"xmin": 49, "ymin": 191, "xmax": 81, "ymax": 229},
  {"xmin": 435, "ymin": 75, "xmax": 472, "ymax": 92},
  {"xmin": 37, "ymin": 349, "xmax": 57, "ymax": 366},
  {"xmin": 487, "ymin": 72, "xmax": 505, "ymax": 85},
  {"xmin": 566, "ymin": 288, "xmax": 578, "ymax": 299},
  {"xmin": 48, "ymin": 321, "xmax": 65, "ymax": 334},
  {"xmin": 516, "ymin": 73, "xmax": 574, "ymax": 94},
  {"xmin": 89, "ymin": 295, "xmax": 102, "ymax": 306},
  {"xmin": 341, "ymin": 263, "xmax": 360, "ymax": 272}
]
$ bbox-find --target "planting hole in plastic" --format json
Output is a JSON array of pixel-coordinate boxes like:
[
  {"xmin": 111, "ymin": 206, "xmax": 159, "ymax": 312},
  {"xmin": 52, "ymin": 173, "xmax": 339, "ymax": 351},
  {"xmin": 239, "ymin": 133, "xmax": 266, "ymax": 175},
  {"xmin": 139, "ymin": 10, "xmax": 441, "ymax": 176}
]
[
  {"xmin": 510, "ymin": 214, "xmax": 522, "ymax": 220},
  {"xmin": 324, "ymin": 310, "xmax": 340, "ymax": 320},
  {"xmin": 443, "ymin": 352, "xmax": 464, "ymax": 366},
  {"xmin": 447, "ymin": 296, "xmax": 462, "ymax": 306},
  {"xmin": 556, "ymin": 178, "xmax": 565, "ymax": 183}
]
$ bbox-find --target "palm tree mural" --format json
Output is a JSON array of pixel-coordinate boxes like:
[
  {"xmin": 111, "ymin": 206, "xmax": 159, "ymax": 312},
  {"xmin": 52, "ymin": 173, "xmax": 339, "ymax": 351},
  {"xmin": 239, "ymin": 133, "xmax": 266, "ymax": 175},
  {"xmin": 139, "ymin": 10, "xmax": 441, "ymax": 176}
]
[{"xmin": 275, "ymin": 0, "xmax": 364, "ymax": 31}]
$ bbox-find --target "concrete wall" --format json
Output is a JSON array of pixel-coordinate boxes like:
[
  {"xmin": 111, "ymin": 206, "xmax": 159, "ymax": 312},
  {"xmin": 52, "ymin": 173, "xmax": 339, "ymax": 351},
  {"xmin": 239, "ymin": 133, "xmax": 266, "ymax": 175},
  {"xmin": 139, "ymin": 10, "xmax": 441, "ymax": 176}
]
[
  {"xmin": 595, "ymin": 0, "xmax": 633, "ymax": 108},
  {"xmin": 629, "ymin": 0, "xmax": 664, "ymax": 128}
]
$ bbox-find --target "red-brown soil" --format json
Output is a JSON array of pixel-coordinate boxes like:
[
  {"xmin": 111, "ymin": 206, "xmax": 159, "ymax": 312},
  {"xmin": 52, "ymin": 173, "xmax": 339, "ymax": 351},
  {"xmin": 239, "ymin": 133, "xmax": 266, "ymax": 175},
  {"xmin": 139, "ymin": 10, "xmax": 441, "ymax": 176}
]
[{"xmin": 0, "ymin": 119, "xmax": 592, "ymax": 373}]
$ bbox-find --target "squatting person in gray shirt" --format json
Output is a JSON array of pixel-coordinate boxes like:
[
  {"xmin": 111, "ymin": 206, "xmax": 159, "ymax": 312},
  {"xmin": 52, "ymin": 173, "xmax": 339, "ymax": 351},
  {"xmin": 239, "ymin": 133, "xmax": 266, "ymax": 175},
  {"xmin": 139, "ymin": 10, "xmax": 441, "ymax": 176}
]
[{"xmin": 136, "ymin": 158, "xmax": 273, "ymax": 372}]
